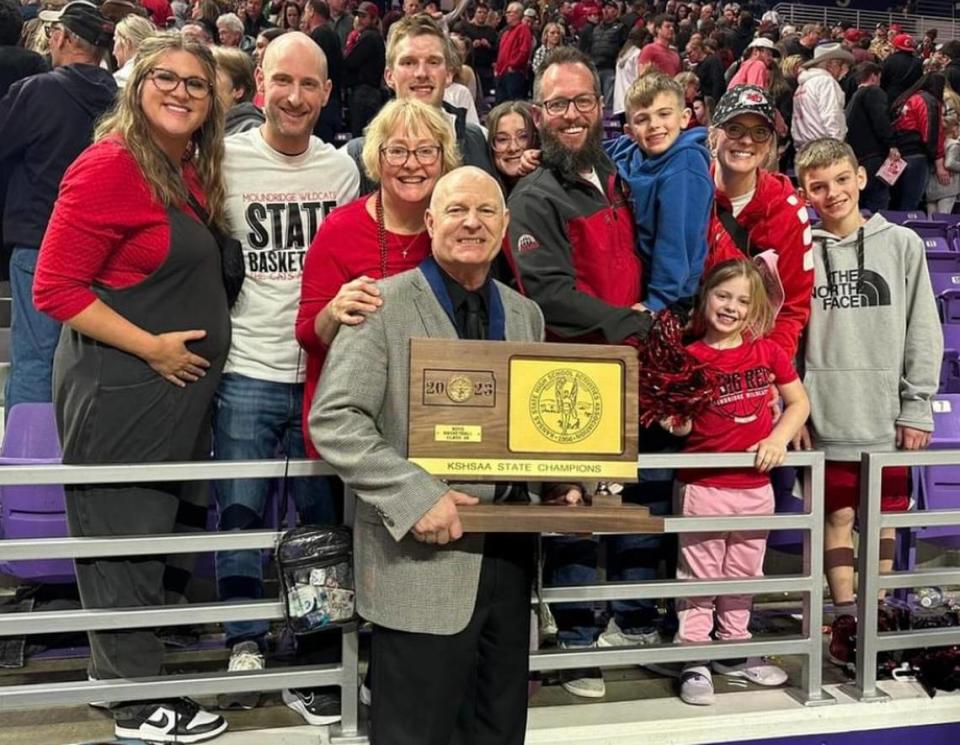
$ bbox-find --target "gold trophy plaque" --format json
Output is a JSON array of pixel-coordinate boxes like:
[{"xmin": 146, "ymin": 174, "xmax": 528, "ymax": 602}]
[{"xmin": 408, "ymin": 339, "xmax": 661, "ymax": 534}]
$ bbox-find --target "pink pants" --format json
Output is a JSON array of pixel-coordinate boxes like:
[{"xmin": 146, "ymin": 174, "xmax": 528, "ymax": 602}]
[{"xmin": 676, "ymin": 482, "xmax": 773, "ymax": 644}]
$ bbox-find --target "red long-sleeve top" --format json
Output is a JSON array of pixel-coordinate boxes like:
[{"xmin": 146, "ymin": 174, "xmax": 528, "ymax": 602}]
[
  {"xmin": 705, "ymin": 168, "xmax": 814, "ymax": 361},
  {"xmin": 34, "ymin": 138, "xmax": 205, "ymax": 322},
  {"xmin": 495, "ymin": 23, "xmax": 533, "ymax": 77},
  {"xmin": 295, "ymin": 196, "xmax": 430, "ymax": 458},
  {"xmin": 893, "ymin": 92, "xmax": 946, "ymax": 160}
]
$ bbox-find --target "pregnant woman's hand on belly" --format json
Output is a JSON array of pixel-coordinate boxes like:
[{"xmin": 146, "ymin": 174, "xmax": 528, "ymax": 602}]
[{"xmin": 145, "ymin": 330, "xmax": 211, "ymax": 387}]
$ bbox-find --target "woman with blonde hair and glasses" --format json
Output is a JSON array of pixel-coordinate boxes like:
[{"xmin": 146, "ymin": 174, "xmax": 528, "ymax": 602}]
[
  {"xmin": 34, "ymin": 32, "xmax": 230, "ymax": 745},
  {"xmin": 112, "ymin": 12, "xmax": 156, "ymax": 88},
  {"xmin": 296, "ymin": 98, "xmax": 460, "ymax": 457}
]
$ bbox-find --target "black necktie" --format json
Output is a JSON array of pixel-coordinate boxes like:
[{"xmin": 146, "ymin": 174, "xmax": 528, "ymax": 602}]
[{"xmin": 464, "ymin": 292, "xmax": 485, "ymax": 340}]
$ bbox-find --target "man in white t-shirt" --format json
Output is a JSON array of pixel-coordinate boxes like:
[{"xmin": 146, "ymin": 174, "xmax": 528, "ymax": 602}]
[{"xmin": 214, "ymin": 31, "xmax": 359, "ymax": 721}]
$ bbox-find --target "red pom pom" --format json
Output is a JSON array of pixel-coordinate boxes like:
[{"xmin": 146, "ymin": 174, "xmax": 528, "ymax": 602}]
[{"xmin": 635, "ymin": 310, "xmax": 720, "ymax": 428}]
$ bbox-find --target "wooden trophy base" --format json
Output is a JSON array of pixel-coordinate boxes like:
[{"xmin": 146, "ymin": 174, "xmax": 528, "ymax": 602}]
[{"xmin": 458, "ymin": 492, "xmax": 664, "ymax": 534}]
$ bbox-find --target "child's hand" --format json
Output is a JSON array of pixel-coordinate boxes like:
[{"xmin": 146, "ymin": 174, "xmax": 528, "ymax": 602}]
[
  {"xmin": 896, "ymin": 425, "xmax": 931, "ymax": 450},
  {"xmin": 660, "ymin": 416, "xmax": 692, "ymax": 436},
  {"xmin": 748, "ymin": 437, "xmax": 787, "ymax": 472},
  {"xmin": 791, "ymin": 424, "xmax": 813, "ymax": 451}
]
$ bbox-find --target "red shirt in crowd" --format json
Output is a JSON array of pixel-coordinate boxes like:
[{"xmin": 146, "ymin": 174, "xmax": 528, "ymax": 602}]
[
  {"xmin": 639, "ymin": 40, "xmax": 682, "ymax": 77},
  {"xmin": 34, "ymin": 138, "xmax": 205, "ymax": 322},
  {"xmin": 141, "ymin": 0, "xmax": 172, "ymax": 28},
  {"xmin": 678, "ymin": 337, "xmax": 798, "ymax": 488},
  {"xmin": 495, "ymin": 22, "xmax": 533, "ymax": 77},
  {"xmin": 295, "ymin": 196, "xmax": 431, "ymax": 458}
]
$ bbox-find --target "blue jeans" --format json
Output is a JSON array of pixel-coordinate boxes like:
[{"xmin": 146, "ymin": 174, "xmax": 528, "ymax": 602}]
[
  {"xmin": 495, "ymin": 71, "xmax": 527, "ymax": 103},
  {"xmin": 6, "ymin": 247, "xmax": 61, "ymax": 416},
  {"xmin": 544, "ymin": 476, "xmax": 673, "ymax": 647},
  {"xmin": 212, "ymin": 372, "xmax": 341, "ymax": 647},
  {"xmin": 891, "ymin": 153, "xmax": 930, "ymax": 211}
]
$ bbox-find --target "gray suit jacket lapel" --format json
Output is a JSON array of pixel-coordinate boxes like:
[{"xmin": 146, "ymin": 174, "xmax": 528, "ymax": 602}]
[{"xmin": 410, "ymin": 270, "xmax": 458, "ymax": 338}]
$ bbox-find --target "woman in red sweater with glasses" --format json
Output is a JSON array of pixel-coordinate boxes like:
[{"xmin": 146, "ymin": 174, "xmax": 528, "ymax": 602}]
[{"xmin": 33, "ymin": 33, "xmax": 230, "ymax": 744}]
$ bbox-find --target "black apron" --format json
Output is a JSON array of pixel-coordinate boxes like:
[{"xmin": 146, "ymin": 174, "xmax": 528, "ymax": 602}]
[{"xmin": 52, "ymin": 205, "xmax": 230, "ymax": 680}]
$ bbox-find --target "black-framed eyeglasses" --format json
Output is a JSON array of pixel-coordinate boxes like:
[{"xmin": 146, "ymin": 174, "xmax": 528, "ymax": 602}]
[
  {"xmin": 43, "ymin": 23, "xmax": 62, "ymax": 39},
  {"xmin": 719, "ymin": 121, "xmax": 773, "ymax": 143},
  {"xmin": 146, "ymin": 68, "xmax": 213, "ymax": 100},
  {"xmin": 538, "ymin": 94, "xmax": 600, "ymax": 117},
  {"xmin": 491, "ymin": 131, "xmax": 531, "ymax": 152},
  {"xmin": 379, "ymin": 144, "xmax": 443, "ymax": 167}
]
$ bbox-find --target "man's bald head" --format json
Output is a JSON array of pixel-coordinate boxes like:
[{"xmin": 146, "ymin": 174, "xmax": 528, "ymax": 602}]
[
  {"xmin": 262, "ymin": 31, "xmax": 328, "ymax": 82},
  {"xmin": 257, "ymin": 30, "xmax": 333, "ymax": 154},
  {"xmin": 426, "ymin": 167, "xmax": 509, "ymax": 290},
  {"xmin": 430, "ymin": 166, "xmax": 505, "ymax": 213}
]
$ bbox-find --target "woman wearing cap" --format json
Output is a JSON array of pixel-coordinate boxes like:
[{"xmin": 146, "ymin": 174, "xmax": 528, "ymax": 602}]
[
  {"xmin": 34, "ymin": 32, "xmax": 230, "ymax": 744},
  {"xmin": 890, "ymin": 72, "xmax": 951, "ymax": 211},
  {"xmin": 296, "ymin": 98, "xmax": 460, "ymax": 459},
  {"xmin": 706, "ymin": 84, "xmax": 814, "ymax": 362},
  {"xmin": 881, "ymin": 32, "xmax": 923, "ymax": 104}
]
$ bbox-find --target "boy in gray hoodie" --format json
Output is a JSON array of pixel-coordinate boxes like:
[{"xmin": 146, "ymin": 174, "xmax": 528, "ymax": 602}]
[{"xmin": 795, "ymin": 138, "xmax": 942, "ymax": 669}]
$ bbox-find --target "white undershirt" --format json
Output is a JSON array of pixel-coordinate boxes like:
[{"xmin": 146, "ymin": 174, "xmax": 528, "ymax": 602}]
[
  {"xmin": 581, "ymin": 168, "xmax": 604, "ymax": 194},
  {"xmin": 729, "ymin": 187, "xmax": 756, "ymax": 217}
]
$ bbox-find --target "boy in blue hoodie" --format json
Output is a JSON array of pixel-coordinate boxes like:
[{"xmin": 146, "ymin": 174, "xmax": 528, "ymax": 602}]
[{"xmin": 606, "ymin": 73, "xmax": 713, "ymax": 313}]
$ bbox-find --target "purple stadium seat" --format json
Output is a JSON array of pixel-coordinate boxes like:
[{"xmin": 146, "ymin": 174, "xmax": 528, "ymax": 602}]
[
  {"xmin": 881, "ymin": 210, "xmax": 928, "ymax": 224},
  {"xmin": 924, "ymin": 237, "xmax": 954, "ymax": 255},
  {"xmin": 930, "ymin": 272, "xmax": 960, "ymax": 323},
  {"xmin": 926, "ymin": 252, "xmax": 960, "ymax": 273},
  {"xmin": 0, "ymin": 403, "xmax": 74, "ymax": 583},
  {"xmin": 918, "ymin": 394, "xmax": 960, "ymax": 547},
  {"xmin": 926, "ymin": 213, "xmax": 958, "ymax": 223},
  {"xmin": 940, "ymin": 326, "xmax": 960, "ymax": 393}
]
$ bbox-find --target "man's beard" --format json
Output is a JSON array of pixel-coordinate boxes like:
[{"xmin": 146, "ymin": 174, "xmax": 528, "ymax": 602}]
[{"xmin": 540, "ymin": 118, "xmax": 606, "ymax": 174}]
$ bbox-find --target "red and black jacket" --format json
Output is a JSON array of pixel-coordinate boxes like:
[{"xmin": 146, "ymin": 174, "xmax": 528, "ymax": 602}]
[{"xmin": 505, "ymin": 156, "xmax": 649, "ymax": 346}]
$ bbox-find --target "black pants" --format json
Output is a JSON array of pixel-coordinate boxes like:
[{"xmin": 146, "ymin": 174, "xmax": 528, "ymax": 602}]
[
  {"xmin": 370, "ymin": 535, "xmax": 534, "ymax": 745},
  {"xmin": 348, "ymin": 84, "xmax": 383, "ymax": 138}
]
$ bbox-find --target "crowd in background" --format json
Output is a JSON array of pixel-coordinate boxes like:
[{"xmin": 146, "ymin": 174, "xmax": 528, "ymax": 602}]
[{"xmin": 0, "ymin": 0, "xmax": 955, "ymax": 743}]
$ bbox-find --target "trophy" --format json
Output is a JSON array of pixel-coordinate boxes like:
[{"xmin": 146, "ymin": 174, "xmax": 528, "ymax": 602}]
[{"xmin": 407, "ymin": 339, "xmax": 663, "ymax": 534}]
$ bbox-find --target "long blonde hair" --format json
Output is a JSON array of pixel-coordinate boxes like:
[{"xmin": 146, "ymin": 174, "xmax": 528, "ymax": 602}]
[
  {"xmin": 693, "ymin": 260, "xmax": 775, "ymax": 341},
  {"xmin": 95, "ymin": 33, "xmax": 226, "ymax": 226}
]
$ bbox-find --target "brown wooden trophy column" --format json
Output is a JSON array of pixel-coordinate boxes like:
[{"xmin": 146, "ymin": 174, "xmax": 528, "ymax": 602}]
[{"xmin": 407, "ymin": 339, "xmax": 663, "ymax": 535}]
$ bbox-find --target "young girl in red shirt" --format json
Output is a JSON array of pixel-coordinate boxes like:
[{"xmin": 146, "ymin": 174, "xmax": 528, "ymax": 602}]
[{"xmin": 664, "ymin": 260, "xmax": 810, "ymax": 706}]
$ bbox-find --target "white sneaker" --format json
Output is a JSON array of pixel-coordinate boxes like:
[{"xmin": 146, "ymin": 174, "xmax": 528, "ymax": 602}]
[
  {"xmin": 114, "ymin": 698, "xmax": 227, "ymax": 744},
  {"xmin": 679, "ymin": 665, "xmax": 714, "ymax": 706},
  {"xmin": 597, "ymin": 619, "xmax": 661, "ymax": 648},
  {"xmin": 87, "ymin": 675, "xmax": 111, "ymax": 709},
  {"xmin": 712, "ymin": 657, "xmax": 788, "ymax": 686},
  {"xmin": 217, "ymin": 641, "xmax": 265, "ymax": 710},
  {"xmin": 558, "ymin": 642, "xmax": 606, "ymax": 699}
]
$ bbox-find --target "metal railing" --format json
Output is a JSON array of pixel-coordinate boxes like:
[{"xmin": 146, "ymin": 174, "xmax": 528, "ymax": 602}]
[
  {"xmin": 533, "ymin": 450, "xmax": 834, "ymax": 707},
  {"xmin": 773, "ymin": 3, "xmax": 959, "ymax": 39},
  {"xmin": 0, "ymin": 451, "xmax": 833, "ymax": 745},
  {"xmin": 847, "ymin": 449, "xmax": 960, "ymax": 702},
  {"xmin": 0, "ymin": 459, "xmax": 365, "ymax": 745}
]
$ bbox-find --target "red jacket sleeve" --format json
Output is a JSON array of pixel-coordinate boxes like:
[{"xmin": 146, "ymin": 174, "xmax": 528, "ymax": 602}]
[{"xmin": 765, "ymin": 200, "xmax": 813, "ymax": 360}]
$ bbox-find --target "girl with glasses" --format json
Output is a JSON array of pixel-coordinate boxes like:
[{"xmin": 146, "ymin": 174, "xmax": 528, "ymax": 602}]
[
  {"xmin": 485, "ymin": 100, "xmax": 538, "ymax": 194},
  {"xmin": 33, "ymin": 33, "xmax": 230, "ymax": 744}
]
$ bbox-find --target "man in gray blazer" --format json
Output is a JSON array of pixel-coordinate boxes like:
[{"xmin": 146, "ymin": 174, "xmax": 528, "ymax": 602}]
[{"xmin": 310, "ymin": 167, "xmax": 554, "ymax": 745}]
